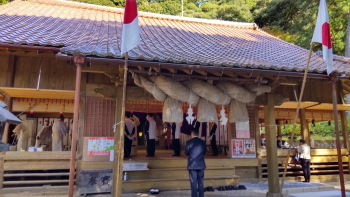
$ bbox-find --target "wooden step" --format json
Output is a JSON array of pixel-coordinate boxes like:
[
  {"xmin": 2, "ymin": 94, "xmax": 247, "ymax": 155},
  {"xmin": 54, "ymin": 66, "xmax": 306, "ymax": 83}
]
[
  {"xmin": 124, "ymin": 159, "xmax": 241, "ymax": 169},
  {"xmin": 0, "ymin": 185, "xmax": 69, "ymax": 195},
  {"xmin": 3, "ymin": 179, "xmax": 70, "ymax": 185},
  {"xmin": 262, "ymin": 164, "xmax": 348, "ymax": 170},
  {"xmin": 127, "ymin": 166, "xmax": 236, "ymax": 180},
  {"xmin": 122, "ymin": 175, "xmax": 240, "ymax": 193},
  {"xmin": 4, "ymin": 172, "xmax": 70, "ymax": 177},
  {"xmin": 262, "ymin": 169, "xmax": 349, "ymax": 175}
]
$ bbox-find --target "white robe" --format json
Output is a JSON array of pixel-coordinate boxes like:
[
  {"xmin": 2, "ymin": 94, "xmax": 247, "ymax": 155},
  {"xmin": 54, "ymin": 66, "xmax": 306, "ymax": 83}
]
[
  {"xmin": 147, "ymin": 118, "xmax": 157, "ymax": 140},
  {"xmin": 13, "ymin": 123, "xmax": 30, "ymax": 151},
  {"xmin": 35, "ymin": 126, "xmax": 52, "ymax": 151},
  {"xmin": 52, "ymin": 120, "xmax": 68, "ymax": 151}
]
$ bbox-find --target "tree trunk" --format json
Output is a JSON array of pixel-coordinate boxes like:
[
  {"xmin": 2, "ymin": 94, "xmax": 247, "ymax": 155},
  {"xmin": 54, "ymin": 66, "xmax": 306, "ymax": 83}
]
[
  {"xmin": 345, "ymin": 12, "xmax": 350, "ymax": 117},
  {"xmin": 345, "ymin": 12, "xmax": 350, "ymax": 57}
]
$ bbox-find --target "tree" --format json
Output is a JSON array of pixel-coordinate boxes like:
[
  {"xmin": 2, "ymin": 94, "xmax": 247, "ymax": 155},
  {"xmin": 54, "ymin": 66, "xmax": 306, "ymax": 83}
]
[
  {"xmin": 345, "ymin": 12, "xmax": 350, "ymax": 57},
  {"xmin": 253, "ymin": 0, "xmax": 349, "ymax": 56},
  {"xmin": 0, "ymin": 0, "xmax": 9, "ymax": 5}
]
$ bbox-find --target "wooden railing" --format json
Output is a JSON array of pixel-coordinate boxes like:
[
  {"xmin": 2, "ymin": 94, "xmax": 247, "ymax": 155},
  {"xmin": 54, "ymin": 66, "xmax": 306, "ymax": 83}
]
[
  {"xmin": 0, "ymin": 152, "xmax": 72, "ymax": 189},
  {"xmin": 260, "ymin": 149, "xmax": 349, "ymax": 178}
]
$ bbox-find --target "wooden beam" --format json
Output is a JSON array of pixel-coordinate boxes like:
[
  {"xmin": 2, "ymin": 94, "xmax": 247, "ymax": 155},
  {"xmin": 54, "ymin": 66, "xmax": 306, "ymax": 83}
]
[
  {"xmin": 86, "ymin": 84, "xmax": 156, "ymax": 101},
  {"xmin": 181, "ymin": 69, "xmax": 192, "ymax": 75},
  {"xmin": 152, "ymin": 67, "xmax": 160, "ymax": 72},
  {"xmin": 263, "ymin": 94, "xmax": 280, "ymax": 194},
  {"xmin": 137, "ymin": 66, "xmax": 144, "ymax": 71},
  {"xmin": 223, "ymin": 72, "xmax": 237, "ymax": 78},
  {"xmin": 82, "ymin": 64, "xmax": 119, "ymax": 74},
  {"xmin": 167, "ymin": 68, "xmax": 177, "ymax": 74},
  {"xmin": 130, "ymin": 69, "xmax": 268, "ymax": 83},
  {"xmin": 194, "ymin": 70, "xmax": 207, "ymax": 76},
  {"xmin": 208, "ymin": 71, "xmax": 222, "ymax": 77}
]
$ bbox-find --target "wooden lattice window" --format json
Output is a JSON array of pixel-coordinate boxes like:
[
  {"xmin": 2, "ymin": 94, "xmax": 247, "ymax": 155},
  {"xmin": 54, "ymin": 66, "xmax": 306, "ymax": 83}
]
[{"xmin": 85, "ymin": 97, "xmax": 116, "ymax": 137}]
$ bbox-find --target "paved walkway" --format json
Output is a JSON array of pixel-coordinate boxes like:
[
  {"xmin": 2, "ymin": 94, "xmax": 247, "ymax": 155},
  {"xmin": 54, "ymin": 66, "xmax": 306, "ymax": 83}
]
[{"xmin": 2, "ymin": 181, "xmax": 350, "ymax": 197}]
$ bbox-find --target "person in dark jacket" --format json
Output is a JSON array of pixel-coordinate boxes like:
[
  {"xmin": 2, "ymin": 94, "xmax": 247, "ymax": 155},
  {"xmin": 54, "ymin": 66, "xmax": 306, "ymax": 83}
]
[
  {"xmin": 185, "ymin": 129, "xmax": 206, "ymax": 197},
  {"xmin": 209, "ymin": 122, "xmax": 218, "ymax": 156},
  {"xmin": 171, "ymin": 122, "xmax": 182, "ymax": 156}
]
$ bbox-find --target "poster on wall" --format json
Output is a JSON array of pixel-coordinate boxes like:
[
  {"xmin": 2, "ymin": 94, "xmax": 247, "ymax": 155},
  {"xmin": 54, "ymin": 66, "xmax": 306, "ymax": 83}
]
[
  {"xmin": 231, "ymin": 139, "xmax": 244, "ymax": 158},
  {"xmin": 87, "ymin": 137, "xmax": 114, "ymax": 155},
  {"xmin": 243, "ymin": 139, "xmax": 256, "ymax": 158},
  {"xmin": 236, "ymin": 121, "xmax": 250, "ymax": 138}
]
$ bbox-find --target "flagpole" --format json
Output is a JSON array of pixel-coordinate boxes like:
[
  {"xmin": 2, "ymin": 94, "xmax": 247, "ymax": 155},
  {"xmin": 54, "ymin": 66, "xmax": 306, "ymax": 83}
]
[
  {"xmin": 330, "ymin": 73, "xmax": 346, "ymax": 197},
  {"xmin": 112, "ymin": 52, "xmax": 128, "ymax": 197},
  {"xmin": 280, "ymin": 43, "xmax": 313, "ymax": 191}
]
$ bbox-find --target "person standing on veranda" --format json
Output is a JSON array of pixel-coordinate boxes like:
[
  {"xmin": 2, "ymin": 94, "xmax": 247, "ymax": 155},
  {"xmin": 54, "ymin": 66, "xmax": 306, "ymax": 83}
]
[
  {"xmin": 185, "ymin": 129, "xmax": 206, "ymax": 197},
  {"xmin": 52, "ymin": 115, "xmax": 68, "ymax": 151},
  {"xmin": 171, "ymin": 122, "xmax": 182, "ymax": 156},
  {"xmin": 145, "ymin": 113, "xmax": 156, "ymax": 157},
  {"xmin": 12, "ymin": 121, "xmax": 30, "ymax": 151},
  {"xmin": 209, "ymin": 122, "xmax": 218, "ymax": 156},
  {"xmin": 35, "ymin": 119, "xmax": 53, "ymax": 151},
  {"xmin": 298, "ymin": 139, "xmax": 311, "ymax": 182},
  {"xmin": 124, "ymin": 112, "xmax": 135, "ymax": 158}
]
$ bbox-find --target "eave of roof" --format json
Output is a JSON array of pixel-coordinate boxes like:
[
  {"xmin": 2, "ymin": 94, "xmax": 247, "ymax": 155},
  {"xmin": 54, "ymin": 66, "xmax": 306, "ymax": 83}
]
[{"xmin": 0, "ymin": 0, "xmax": 349, "ymax": 75}]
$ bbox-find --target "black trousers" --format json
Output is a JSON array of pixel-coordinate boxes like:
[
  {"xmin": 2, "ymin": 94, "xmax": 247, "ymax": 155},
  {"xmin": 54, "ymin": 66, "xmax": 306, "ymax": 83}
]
[
  {"xmin": 124, "ymin": 137, "xmax": 132, "ymax": 157},
  {"xmin": 172, "ymin": 139, "xmax": 180, "ymax": 156},
  {"xmin": 189, "ymin": 169, "xmax": 204, "ymax": 197},
  {"xmin": 211, "ymin": 136, "xmax": 218, "ymax": 155},
  {"xmin": 147, "ymin": 139, "xmax": 155, "ymax": 156},
  {"xmin": 300, "ymin": 158, "xmax": 310, "ymax": 181}
]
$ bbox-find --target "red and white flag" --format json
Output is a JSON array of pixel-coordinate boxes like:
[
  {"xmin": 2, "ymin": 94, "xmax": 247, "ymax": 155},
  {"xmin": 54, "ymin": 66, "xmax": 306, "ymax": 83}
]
[
  {"xmin": 311, "ymin": 0, "xmax": 333, "ymax": 75},
  {"xmin": 120, "ymin": 0, "xmax": 140, "ymax": 55}
]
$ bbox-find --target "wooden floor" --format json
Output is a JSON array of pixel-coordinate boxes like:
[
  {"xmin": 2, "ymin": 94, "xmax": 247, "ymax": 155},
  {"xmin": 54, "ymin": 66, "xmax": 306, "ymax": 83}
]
[{"xmin": 124, "ymin": 148, "xmax": 229, "ymax": 161}]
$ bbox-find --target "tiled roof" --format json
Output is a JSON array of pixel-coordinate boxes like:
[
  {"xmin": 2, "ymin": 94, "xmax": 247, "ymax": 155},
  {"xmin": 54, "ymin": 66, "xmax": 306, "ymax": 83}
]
[{"xmin": 0, "ymin": 0, "xmax": 350, "ymax": 74}]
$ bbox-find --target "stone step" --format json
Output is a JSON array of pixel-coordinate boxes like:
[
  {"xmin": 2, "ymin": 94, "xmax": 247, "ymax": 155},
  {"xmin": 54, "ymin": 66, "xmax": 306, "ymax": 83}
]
[
  {"xmin": 122, "ymin": 175, "xmax": 240, "ymax": 193},
  {"xmin": 127, "ymin": 166, "xmax": 236, "ymax": 180},
  {"xmin": 124, "ymin": 158, "xmax": 236, "ymax": 169}
]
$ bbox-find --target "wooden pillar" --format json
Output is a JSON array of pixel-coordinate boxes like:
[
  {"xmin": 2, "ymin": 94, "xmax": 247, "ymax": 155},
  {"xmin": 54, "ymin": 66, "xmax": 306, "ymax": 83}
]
[
  {"xmin": 341, "ymin": 111, "xmax": 349, "ymax": 149},
  {"xmin": 340, "ymin": 111, "xmax": 350, "ymax": 174},
  {"xmin": 75, "ymin": 72, "xmax": 87, "ymax": 186},
  {"xmin": 253, "ymin": 106, "xmax": 262, "ymax": 180},
  {"xmin": 264, "ymin": 94, "xmax": 281, "ymax": 197},
  {"xmin": 68, "ymin": 54, "xmax": 84, "ymax": 197},
  {"xmin": 299, "ymin": 109, "xmax": 310, "ymax": 145},
  {"xmin": 112, "ymin": 85, "xmax": 125, "ymax": 197},
  {"xmin": 2, "ymin": 55, "xmax": 16, "ymax": 144},
  {"xmin": 0, "ymin": 157, "xmax": 3, "ymax": 189},
  {"xmin": 277, "ymin": 120, "xmax": 282, "ymax": 136},
  {"xmin": 227, "ymin": 122, "xmax": 233, "ymax": 158}
]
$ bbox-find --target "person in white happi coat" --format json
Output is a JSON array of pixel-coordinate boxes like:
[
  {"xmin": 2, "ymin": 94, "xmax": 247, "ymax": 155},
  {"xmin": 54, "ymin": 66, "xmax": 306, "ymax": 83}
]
[
  {"xmin": 52, "ymin": 115, "xmax": 68, "ymax": 151},
  {"xmin": 145, "ymin": 113, "xmax": 156, "ymax": 157},
  {"xmin": 12, "ymin": 122, "xmax": 30, "ymax": 151},
  {"xmin": 35, "ymin": 119, "xmax": 53, "ymax": 151},
  {"xmin": 124, "ymin": 112, "xmax": 135, "ymax": 158}
]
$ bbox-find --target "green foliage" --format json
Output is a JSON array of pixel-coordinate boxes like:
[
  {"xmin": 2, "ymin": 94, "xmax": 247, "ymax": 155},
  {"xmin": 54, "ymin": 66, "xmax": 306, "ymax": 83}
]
[
  {"xmin": 0, "ymin": 0, "xmax": 9, "ymax": 5},
  {"xmin": 69, "ymin": 0, "xmax": 117, "ymax": 7},
  {"xmin": 253, "ymin": 0, "xmax": 350, "ymax": 56},
  {"xmin": 280, "ymin": 118, "xmax": 350, "ymax": 139}
]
